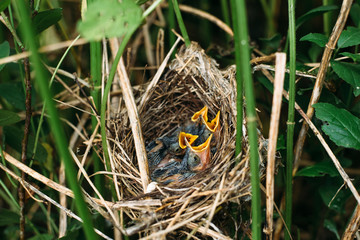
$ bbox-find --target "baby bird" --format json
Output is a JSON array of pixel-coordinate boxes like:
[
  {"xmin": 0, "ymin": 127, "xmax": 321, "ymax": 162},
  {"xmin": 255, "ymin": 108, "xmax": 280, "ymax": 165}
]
[{"xmin": 181, "ymin": 132, "xmax": 213, "ymax": 171}]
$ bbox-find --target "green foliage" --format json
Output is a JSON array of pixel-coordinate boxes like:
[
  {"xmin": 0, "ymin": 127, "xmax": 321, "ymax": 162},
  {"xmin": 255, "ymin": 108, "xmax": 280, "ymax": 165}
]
[
  {"xmin": 314, "ymin": 103, "xmax": 360, "ymax": 150},
  {"xmin": 0, "ymin": 82, "xmax": 28, "ymax": 110},
  {"xmin": 0, "ymin": 110, "xmax": 21, "ymax": 126},
  {"xmin": 296, "ymin": 5, "xmax": 338, "ymax": 29},
  {"xmin": 300, "ymin": 33, "xmax": 328, "ymax": 47},
  {"xmin": 340, "ymin": 52, "xmax": 360, "ymax": 62},
  {"xmin": 0, "ymin": 41, "xmax": 10, "ymax": 72},
  {"xmin": 0, "ymin": 0, "xmax": 11, "ymax": 12},
  {"xmin": 4, "ymin": 126, "xmax": 48, "ymax": 163},
  {"xmin": 0, "ymin": 209, "xmax": 19, "ymax": 226},
  {"xmin": 77, "ymin": 0, "xmax": 142, "ymax": 41},
  {"xmin": 350, "ymin": 3, "xmax": 360, "ymax": 26},
  {"xmin": 324, "ymin": 219, "xmax": 340, "ymax": 240},
  {"xmin": 337, "ymin": 27, "xmax": 360, "ymax": 49},
  {"xmin": 32, "ymin": 8, "xmax": 63, "ymax": 35},
  {"xmin": 331, "ymin": 60, "xmax": 360, "ymax": 96},
  {"xmin": 296, "ymin": 161, "xmax": 339, "ymax": 177},
  {"xmin": 318, "ymin": 177, "xmax": 352, "ymax": 212}
]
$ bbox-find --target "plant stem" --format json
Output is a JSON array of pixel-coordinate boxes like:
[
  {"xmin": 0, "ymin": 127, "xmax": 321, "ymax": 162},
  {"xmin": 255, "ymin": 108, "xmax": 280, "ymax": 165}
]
[
  {"xmin": 230, "ymin": 0, "xmax": 261, "ymax": 238},
  {"xmin": 171, "ymin": 0, "xmax": 190, "ymax": 47},
  {"xmin": 167, "ymin": 0, "xmax": 176, "ymax": 48},
  {"xmin": 16, "ymin": 3, "xmax": 98, "ymax": 240},
  {"xmin": 230, "ymin": 1, "xmax": 243, "ymax": 157},
  {"xmin": 220, "ymin": 0, "xmax": 231, "ymax": 44},
  {"xmin": 88, "ymin": 0, "xmax": 104, "ymax": 200},
  {"xmin": 285, "ymin": 0, "xmax": 296, "ymax": 239},
  {"xmin": 260, "ymin": 0, "xmax": 276, "ymax": 37}
]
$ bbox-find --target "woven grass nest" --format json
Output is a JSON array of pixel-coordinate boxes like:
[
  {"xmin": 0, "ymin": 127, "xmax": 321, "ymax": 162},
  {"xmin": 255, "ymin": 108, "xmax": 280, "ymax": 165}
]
[{"xmin": 109, "ymin": 42, "xmax": 267, "ymax": 238}]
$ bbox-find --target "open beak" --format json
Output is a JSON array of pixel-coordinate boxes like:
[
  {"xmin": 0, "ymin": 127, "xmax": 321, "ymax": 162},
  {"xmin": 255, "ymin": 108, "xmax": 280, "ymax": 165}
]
[
  {"xmin": 187, "ymin": 134, "xmax": 213, "ymax": 171},
  {"xmin": 191, "ymin": 106, "xmax": 208, "ymax": 123},
  {"xmin": 179, "ymin": 132, "xmax": 198, "ymax": 149}
]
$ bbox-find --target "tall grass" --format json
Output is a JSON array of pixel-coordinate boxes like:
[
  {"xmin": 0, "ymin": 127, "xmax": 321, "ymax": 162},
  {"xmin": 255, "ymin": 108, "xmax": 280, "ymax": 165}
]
[
  {"xmin": 285, "ymin": 0, "xmax": 296, "ymax": 239},
  {"xmin": 15, "ymin": 3, "xmax": 97, "ymax": 239},
  {"xmin": 230, "ymin": 0, "xmax": 261, "ymax": 238}
]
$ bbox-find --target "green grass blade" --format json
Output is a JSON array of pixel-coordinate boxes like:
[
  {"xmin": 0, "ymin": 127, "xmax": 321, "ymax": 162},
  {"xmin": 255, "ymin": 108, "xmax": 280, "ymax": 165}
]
[
  {"xmin": 15, "ymin": 4, "xmax": 98, "ymax": 239},
  {"xmin": 171, "ymin": 0, "xmax": 190, "ymax": 47},
  {"xmin": 285, "ymin": 0, "xmax": 296, "ymax": 239},
  {"xmin": 230, "ymin": 0, "xmax": 261, "ymax": 238}
]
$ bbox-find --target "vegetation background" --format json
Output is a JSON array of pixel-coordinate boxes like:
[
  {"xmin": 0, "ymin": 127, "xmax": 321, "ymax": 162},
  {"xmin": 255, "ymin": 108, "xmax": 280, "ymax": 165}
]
[{"xmin": 0, "ymin": 0, "xmax": 359, "ymax": 239}]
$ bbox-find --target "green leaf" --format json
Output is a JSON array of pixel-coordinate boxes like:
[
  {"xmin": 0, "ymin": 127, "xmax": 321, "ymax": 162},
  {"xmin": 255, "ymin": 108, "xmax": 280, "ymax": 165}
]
[
  {"xmin": 314, "ymin": 103, "xmax": 360, "ymax": 150},
  {"xmin": 340, "ymin": 52, "xmax": 360, "ymax": 62},
  {"xmin": 319, "ymin": 177, "xmax": 351, "ymax": 212},
  {"xmin": 0, "ymin": 110, "xmax": 21, "ymax": 126},
  {"xmin": 296, "ymin": 5, "xmax": 338, "ymax": 29},
  {"xmin": 0, "ymin": 82, "xmax": 26, "ymax": 110},
  {"xmin": 324, "ymin": 219, "xmax": 340, "ymax": 240},
  {"xmin": 350, "ymin": 3, "xmax": 360, "ymax": 27},
  {"xmin": 4, "ymin": 126, "xmax": 48, "ymax": 163},
  {"xmin": 296, "ymin": 161, "xmax": 339, "ymax": 177},
  {"xmin": 0, "ymin": 0, "xmax": 11, "ymax": 12},
  {"xmin": 300, "ymin": 33, "xmax": 328, "ymax": 47},
  {"xmin": 32, "ymin": 8, "xmax": 63, "ymax": 35},
  {"xmin": 0, "ymin": 209, "xmax": 19, "ymax": 226},
  {"xmin": 77, "ymin": 0, "xmax": 142, "ymax": 41},
  {"xmin": 338, "ymin": 27, "xmax": 360, "ymax": 49},
  {"xmin": 331, "ymin": 60, "xmax": 360, "ymax": 96},
  {"xmin": 0, "ymin": 41, "xmax": 10, "ymax": 72}
]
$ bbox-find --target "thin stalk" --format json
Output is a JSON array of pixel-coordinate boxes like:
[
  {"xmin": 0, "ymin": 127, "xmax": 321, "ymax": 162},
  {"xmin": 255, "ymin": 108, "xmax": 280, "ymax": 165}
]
[
  {"xmin": 323, "ymin": 0, "xmax": 333, "ymax": 36},
  {"xmin": 230, "ymin": 0, "xmax": 261, "ymax": 238},
  {"xmin": 259, "ymin": 0, "xmax": 276, "ymax": 37},
  {"xmin": 230, "ymin": 1, "xmax": 243, "ymax": 157},
  {"xmin": 167, "ymin": 0, "xmax": 176, "ymax": 48},
  {"xmin": 33, "ymin": 35, "xmax": 81, "ymax": 161},
  {"xmin": 88, "ymin": 0, "xmax": 104, "ymax": 202},
  {"xmin": 15, "ymin": 4, "xmax": 98, "ymax": 240},
  {"xmin": 171, "ymin": 0, "xmax": 190, "ymax": 47},
  {"xmin": 220, "ymin": 0, "xmax": 231, "ymax": 44},
  {"xmin": 285, "ymin": 0, "xmax": 296, "ymax": 239}
]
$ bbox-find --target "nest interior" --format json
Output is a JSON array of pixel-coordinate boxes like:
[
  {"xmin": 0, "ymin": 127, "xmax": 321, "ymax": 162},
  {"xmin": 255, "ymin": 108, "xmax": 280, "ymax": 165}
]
[{"xmin": 109, "ymin": 42, "xmax": 265, "ymax": 237}]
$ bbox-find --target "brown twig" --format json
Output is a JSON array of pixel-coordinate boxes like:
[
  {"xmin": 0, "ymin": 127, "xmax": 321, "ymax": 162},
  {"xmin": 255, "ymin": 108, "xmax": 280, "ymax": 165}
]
[
  {"xmin": 264, "ymin": 53, "xmax": 286, "ymax": 239},
  {"xmin": 293, "ymin": 0, "xmax": 353, "ymax": 173},
  {"xmin": 19, "ymin": 55, "xmax": 32, "ymax": 240},
  {"xmin": 342, "ymin": 205, "xmax": 360, "ymax": 240}
]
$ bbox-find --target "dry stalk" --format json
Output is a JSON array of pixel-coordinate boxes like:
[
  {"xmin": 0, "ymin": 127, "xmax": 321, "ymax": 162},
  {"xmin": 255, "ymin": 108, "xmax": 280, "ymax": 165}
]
[
  {"xmin": 264, "ymin": 53, "xmax": 286, "ymax": 239},
  {"xmin": 293, "ymin": 0, "xmax": 353, "ymax": 173},
  {"xmin": 109, "ymin": 38, "xmax": 150, "ymax": 191},
  {"xmin": 2, "ymin": 150, "xmax": 161, "ymax": 209},
  {"xmin": 342, "ymin": 205, "xmax": 360, "ymax": 240},
  {"xmin": 162, "ymin": 3, "xmax": 233, "ymax": 36},
  {"xmin": 0, "ymin": 37, "xmax": 88, "ymax": 66}
]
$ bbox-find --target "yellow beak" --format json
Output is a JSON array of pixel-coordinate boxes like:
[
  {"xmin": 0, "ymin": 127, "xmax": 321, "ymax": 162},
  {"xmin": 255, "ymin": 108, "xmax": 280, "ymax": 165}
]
[
  {"xmin": 178, "ymin": 132, "xmax": 198, "ymax": 149},
  {"xmin": 191, "ymin": 106, "xmax": 208, "ymax": 123}
]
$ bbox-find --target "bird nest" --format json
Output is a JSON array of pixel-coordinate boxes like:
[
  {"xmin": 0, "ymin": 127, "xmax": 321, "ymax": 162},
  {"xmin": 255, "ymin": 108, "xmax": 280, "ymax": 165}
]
[{"xmin": 108, "ymin": 42, "xmax": 267, "ymax": 238}]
